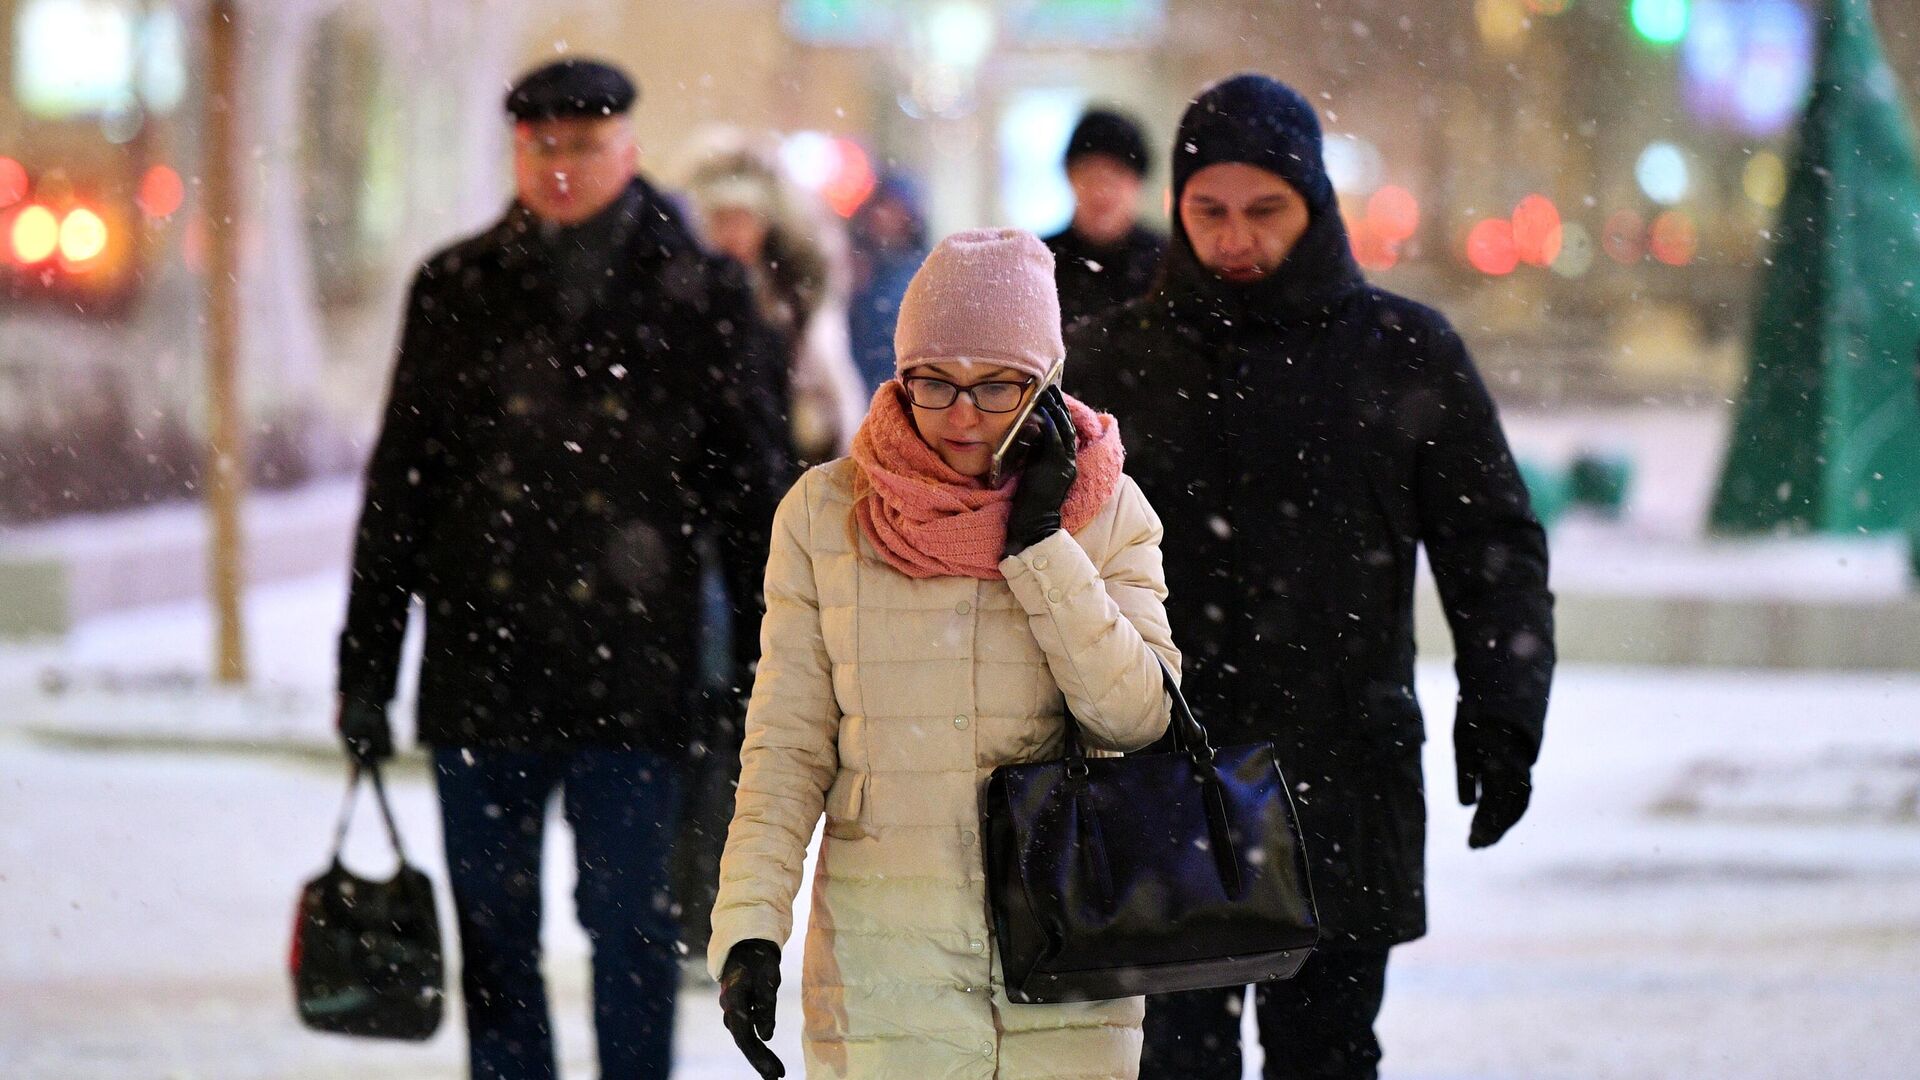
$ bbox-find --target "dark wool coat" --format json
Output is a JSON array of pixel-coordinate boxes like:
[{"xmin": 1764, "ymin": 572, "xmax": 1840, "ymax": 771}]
[
  {"xmin": 1044, "ymin": 223, "xmax": 1166, "ymax": 329},
  {"xmin": 338, "ymin": 178, "xmax": 791, "ymax": 754},
  {"xmin": 1069, "ymin": 191, "xmax": 1553, "ymax": 948}
]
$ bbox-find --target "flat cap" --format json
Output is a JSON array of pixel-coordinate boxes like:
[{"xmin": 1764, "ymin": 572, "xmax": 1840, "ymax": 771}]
[{"xmin": 505, "ymin": 58, "xmax": 637, "ymax": 120}]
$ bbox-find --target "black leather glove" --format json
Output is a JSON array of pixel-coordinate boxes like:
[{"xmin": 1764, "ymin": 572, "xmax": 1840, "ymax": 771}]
[
  {"xmin": 1003, "ymin": 386, "xmax": 1078, "ymax": 557},
  {"xmin": 719, "ymin": 938, "xmax": 785, "ymax": 1079},
  {"xmin": 337, "ymin": 697, "xmax": 393, "ymax": 766},
  {"xmin": 1455, "ymin": 724, "xmax": 1533, "ymax": 849}
]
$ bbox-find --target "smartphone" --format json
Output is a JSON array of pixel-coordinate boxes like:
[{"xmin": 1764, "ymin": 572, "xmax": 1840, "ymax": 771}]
[{"xmin": 987, "ymin": 357, "xmax": 1066, "ymax": 489}]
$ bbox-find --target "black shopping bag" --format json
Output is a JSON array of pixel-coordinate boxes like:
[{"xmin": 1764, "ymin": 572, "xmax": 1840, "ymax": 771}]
[{"xmin": 290, "ymin": 761, "xmax": 445, "ymax": 1040}]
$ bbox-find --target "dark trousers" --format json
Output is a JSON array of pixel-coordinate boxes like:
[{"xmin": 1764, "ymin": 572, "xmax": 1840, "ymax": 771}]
[
  {"xmin": 668, "ymin": 557, "xmax": 738, "ymax": 957},
  {"xmin": 434, "ymin": 746, "xmax": 686, "ymax": 1080},
  {"xmin": 1139, "ymin": 948, "xmax": 1391, "ymax": 1080}
]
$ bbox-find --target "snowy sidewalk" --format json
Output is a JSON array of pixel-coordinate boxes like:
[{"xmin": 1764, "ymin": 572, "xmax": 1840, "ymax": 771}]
[
  {"xmin": 0, "ymin": 479, "xmax": 361, "ymax": 636},
  {"xmin": 4, "ymin": 663, "xmax": 1920, "ymax": 1079}
]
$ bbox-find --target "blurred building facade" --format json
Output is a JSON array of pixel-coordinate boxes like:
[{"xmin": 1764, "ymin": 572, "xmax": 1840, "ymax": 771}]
[{"xmin": 1, "ymin": 0, "xmax": 1917, "ymax": 524}]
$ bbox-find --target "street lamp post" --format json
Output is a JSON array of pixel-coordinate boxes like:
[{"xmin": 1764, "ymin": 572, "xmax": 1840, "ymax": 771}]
[{"xmin": 204, "ymin": 0, "xmax": 249, "ymax": 683}]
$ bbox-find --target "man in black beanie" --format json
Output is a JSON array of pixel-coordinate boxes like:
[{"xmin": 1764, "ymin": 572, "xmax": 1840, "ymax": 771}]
[
  {"xmin": 1071, "ymin": 73, "xmax": 1555, "ymax": 1080},
  {"xmin": 335, "ymin": 56, "xmax": 789, "ymax": 1080},
  {"xmin": 1043, "ymin": 107, "xmax": 1166, "ymax": 327}
]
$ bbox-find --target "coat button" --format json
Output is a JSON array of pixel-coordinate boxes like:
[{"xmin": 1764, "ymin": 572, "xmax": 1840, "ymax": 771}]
[
  {"xmin": 954, "ymin": 600, "xmax": 971, "ymax": 615},
  {"xmin": 981, "ymin": 1041, "xmax": 994, "ymax": 1057},
  {"xmin": 953, "ymin": 715, "xmax": 969, "ymax": 730},
  {"xmin": 1045, "ymin": 587, "xmax": 1063, "ymax": 604},
  {"xmin": 969, "ymin": 938, "xmax": 985, "ymax": 953},
  {"xmin": 1032, "ymin": 555, "xmax": 1049, "ymax": 571},
  {"xmin": 961, "ymin": 829, "xmax": 976, "ymax": 845}
]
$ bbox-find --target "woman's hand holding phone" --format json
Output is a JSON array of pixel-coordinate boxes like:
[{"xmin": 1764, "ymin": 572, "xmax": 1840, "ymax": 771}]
[{"xmin": 1002, "ymin": 386, "xmax": 1078, "ymax": 557}]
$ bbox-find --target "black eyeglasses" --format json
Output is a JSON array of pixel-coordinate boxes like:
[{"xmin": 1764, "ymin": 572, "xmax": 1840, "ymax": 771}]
[{"xmin": 901, "ymin": 375, "xmax": 1034, "ymax": 414}]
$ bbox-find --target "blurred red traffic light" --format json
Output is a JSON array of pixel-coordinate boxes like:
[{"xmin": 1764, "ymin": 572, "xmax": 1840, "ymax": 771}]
[
  {"xmin": 1466, "ymin": 218, "xmax": 1519, "ymax": 275},
  {"xmin": 1348, "ymin": 215, "xmax": 1399, "ymax": 271},
  {"xmin": 822, "ymin": 139, "xmax": 875, "ymax": 219},
  {"xmin": 1512, "ymin": 194, "xmax": 1563, "ymax": 267},
  {"xmin": 138, "ymin": 165, "xmax": 185, "ymax": 218},
  {"xmin": 1367, "ymin": 185, "xmax": 1420, "ymax": 244}
]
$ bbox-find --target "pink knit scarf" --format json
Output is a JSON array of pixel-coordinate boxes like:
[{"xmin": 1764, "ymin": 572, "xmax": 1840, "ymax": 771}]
[{"xmin": 851, "ymin": 383, "xmax": 1126, "ymax": 580}]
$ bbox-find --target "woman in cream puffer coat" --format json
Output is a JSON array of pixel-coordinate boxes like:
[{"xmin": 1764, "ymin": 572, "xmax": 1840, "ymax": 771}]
[{"xmin": 708, "ymin": 229, "xmax": 1177, "ymax": 1079}]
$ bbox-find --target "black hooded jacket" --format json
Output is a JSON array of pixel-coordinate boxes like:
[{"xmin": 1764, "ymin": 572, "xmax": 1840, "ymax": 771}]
[
  {"xmin": 1043, "ymin": 223, "xmax": 1166, "ymax": 328},
  {"xmin": 1070, "ymin": 76, "xmax": 1554, "ymax": 946},
  {"xmin": 337, "ymin": 177, "xmax": 792, "ymax": 754}
]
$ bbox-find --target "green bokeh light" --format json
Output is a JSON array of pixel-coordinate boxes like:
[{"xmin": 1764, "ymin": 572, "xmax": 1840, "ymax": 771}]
[{"xmin": 1630, "ymin": 0, "xmax": 1689, "ymax": 45}]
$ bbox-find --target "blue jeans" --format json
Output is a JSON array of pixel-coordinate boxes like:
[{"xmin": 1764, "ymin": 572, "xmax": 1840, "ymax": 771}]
[{"xmin": 433, "ymin": 747, "xmax": 686, "ymax": 1080}]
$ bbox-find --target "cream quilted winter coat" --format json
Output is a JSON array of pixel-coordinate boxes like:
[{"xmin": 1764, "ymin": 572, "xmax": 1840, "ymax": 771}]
[{"xmin": 709, "ymin": 457, "xmax": 1178, "ymax": 1079}]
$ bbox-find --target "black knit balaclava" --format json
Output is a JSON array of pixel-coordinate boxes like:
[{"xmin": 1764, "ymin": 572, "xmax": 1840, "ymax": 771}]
[{"xmin": 1162, "ymin": 73, "xmax": 1360, "ymax": 324}]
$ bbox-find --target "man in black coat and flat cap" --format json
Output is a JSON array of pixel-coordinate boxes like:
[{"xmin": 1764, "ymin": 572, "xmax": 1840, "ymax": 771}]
[
  {"xmin": 334, "ymin": 57, "xmax": 790, "ymax": 1080},
  {"xmin": 1044, "ymin": 107, "xmax": 1166, "ymax": 328},
  {"xmin": 1071, "ymin": 73, "xmax": 1555, "ymax": 1080}
]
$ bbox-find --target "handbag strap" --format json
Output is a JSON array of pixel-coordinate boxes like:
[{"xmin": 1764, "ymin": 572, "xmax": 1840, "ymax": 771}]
[
  {"xmin": 1062, "ymin": 654, "xmax": 1215, "ymax": 773},
  {"xmin": 329, "ymin": 761, "xmax": 411, "ymax": 866},
  {"xmin": 1053, "ymin": 654, "xmax": 1249, "ymax": 902}
]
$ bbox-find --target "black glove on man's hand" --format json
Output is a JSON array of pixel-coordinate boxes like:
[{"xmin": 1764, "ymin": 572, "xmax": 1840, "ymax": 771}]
[
  {"xmin": 337, "ymin": 698, "xmax": 393, "ymax": 766},
  {"xmin": 1456, "ymin": 741, "xmax": 1533, "ymax": 849},
  {"xmin": 1003, "ymin": 386, "xmax": 1078, "ymax": 557},
  {"xmin": 719, "ymin": 938, "xmax": 785, "ymax": 1079}
]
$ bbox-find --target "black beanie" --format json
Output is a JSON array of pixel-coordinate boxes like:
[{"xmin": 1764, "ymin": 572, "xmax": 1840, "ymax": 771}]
[
  {"xmin": 1064, "ymin": 108, "xmax": 1152, "ymax": 178},
  {"xmin": 1171, "ymin": 74, "xmax": 1333, "ymax": 216}
]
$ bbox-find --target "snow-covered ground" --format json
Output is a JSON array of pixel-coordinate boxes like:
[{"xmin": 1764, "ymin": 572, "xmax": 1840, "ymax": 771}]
[
  {"xmin": 4, "ymin": 593, "xmax": 1920, "ymax": 1076},
  {"xmin": 4, "ymin": 664, "xmax": 1919, "ymax": 1079}
]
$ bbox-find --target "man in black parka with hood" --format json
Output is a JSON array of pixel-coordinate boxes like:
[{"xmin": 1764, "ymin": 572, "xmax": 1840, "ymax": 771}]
[
  {"xmin": 1070, "ymin": 74, "xmax": 1555, "ymax": 1079},
  {"xmin": 334, "ymin": 59, "xmax": 790, "ymax": 1080}
]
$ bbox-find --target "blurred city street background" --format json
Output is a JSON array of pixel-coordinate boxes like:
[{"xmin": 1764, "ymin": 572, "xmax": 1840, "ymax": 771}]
[{"xmin": 4, "ymin": 0, "xmax": 1920, "ymax": 1077}]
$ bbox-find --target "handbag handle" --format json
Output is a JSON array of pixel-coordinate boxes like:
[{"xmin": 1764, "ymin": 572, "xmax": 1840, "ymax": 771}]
[
  {"xmin": 329, "ymin": 761, "xmax": 412, "ymax": 867},
  {"xmin": 1061, "ymin": 653, "xmax": 1213, "ymax": 774},
  {"xmin": 1056, "ymin": 653, "xmax": 1249, "ymax": 898}
]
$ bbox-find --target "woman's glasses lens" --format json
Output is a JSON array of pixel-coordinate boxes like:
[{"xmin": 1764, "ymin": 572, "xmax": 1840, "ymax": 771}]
[
  {"xmin": 904, "ymin": 378, "xmax": 1029, "ymax": 413},
  {"xmin": 904, "ymin": 378, "xmax": 958, "ymax": 408},
  {"xmin": 972, "ymin": 383, "xmax": 1026, "ymax": 412}
]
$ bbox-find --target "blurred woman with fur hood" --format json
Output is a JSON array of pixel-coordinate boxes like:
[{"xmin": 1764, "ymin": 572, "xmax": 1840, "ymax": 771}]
[{"xmin": 687, "ymin": 142, "xmax": 867, "ymax": 464}]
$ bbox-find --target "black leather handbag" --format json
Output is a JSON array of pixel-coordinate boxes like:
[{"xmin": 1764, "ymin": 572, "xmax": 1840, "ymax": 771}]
[
  {"xmin": 291, "ymin": 762, "xmax": 445, "ymax": 1040},
  {"xmin": 984, "ymin": 658, "xmax": 1320, "ymax": 1004}
]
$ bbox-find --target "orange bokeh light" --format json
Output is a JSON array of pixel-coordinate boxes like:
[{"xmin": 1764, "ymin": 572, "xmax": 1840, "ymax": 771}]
[
  {"xmin": 59, "ymin": 207, "xmax": 108, "ymax": 264},
  {"xmin": 1348, "ymin": 216, "xmax": 1400, "ymax": 271},
  {"xmin": 822, "ymin": 139, "xmax": 876, "ymax": 219},
  {"xmin": 1511, "ymin": 194, "xmax": 1563, "ymax": 267},
  {"xmin": 1466, "ymin": 218, "xmax": 1519, "ymax": 275},
  {"xmin": 1649, "ymin": 210, "xmax": 1698, "ymax": 266},
  {"xmin": 11, "ymin": 203, "xmax": 59, "ymax": 263},
  {"xmin": 0, "ymin": 157, "xmax": 27, "ymax": 208},
  {"xmin": 138, "ymin": 165, "xmax": 185, "ymax": 218},
  {"xmin": 1366, "ymin": 185, "xmax": 1420, "ymax": 244}
]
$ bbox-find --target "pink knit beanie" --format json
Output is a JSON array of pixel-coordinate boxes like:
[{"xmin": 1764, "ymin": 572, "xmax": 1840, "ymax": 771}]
[{"xmin": 894, "ymin": 228, "xmax": 1064, "ymax": 381}]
